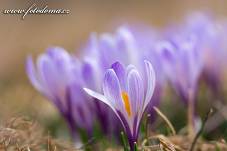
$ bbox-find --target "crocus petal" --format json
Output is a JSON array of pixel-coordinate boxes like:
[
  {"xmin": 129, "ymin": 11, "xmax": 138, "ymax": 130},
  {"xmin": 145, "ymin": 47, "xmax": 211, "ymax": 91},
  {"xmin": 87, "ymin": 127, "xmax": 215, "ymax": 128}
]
[
  {"xmin": 127, "ymin": 69, "xmax": 144, "ymax": 117},
  {"xmin": 26, "ymin": 56, "xmax": 44, "ymax": 93},
  {"xmin": 111, "ymin": 62, "xmax": 126, "ymax": 90},
  {"xmin": 47, "ymin": 47, "xmax": 71, "ymax": 61},
  {"xmin": 158, "ymin": 41, "xmax": 176, "ymax": 61},
  {"xmin": 103, "ymin": 69, "xmax": 124, "ymax": 110},
  {"xmin": 37, "ymin": 54, "xmax": 62, "ymax": 100},
  {"xmin": 82, "ymin": 62, "xmax": 97, "ymax": 90},
  {"xmin": 84, "ymin": 87, "xmax": 130, "ymax": 137},
  {"xmin": 117, "ymin": 27, "xmax": 135, "ymax": 50},
  {"xmin": 100, "ymin": 34, "xmax": 115, "ymax": 53},
  {"xmin": 84, "ymin": 88, "xmax": 123, "ymax": 126},
  {"xmin": 143, "ymin": 60, "xmax": 155, "ymax": 111},
  {"xmin": 84, "ymin": 88, "xmax": 116, "ymax": 113},
  {"xmin": 47, "ymin": 47, "xmax": 75, "ymax": 83},
  {"xmin": 70, "ymin": 84, "xmax": 93, "ymax": 131},
  {"xmin": 116, "ymin": 27, "xmax": 136, "ymax": 64},
  {"xmin": 99, "ymin": 34, "xmax": 116, "ymax": 67},
  {"xmin": 126, "ymin": 64, "xmax": 137, "ymax": 76}
]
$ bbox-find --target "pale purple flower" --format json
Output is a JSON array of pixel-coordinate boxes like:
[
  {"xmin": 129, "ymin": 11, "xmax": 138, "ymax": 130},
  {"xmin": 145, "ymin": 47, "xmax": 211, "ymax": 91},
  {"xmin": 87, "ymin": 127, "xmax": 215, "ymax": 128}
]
[
  {"xmin": 26, "ymin": 47, "xmax": 94, "ymax": 141},
  {"xmin": 162, "ymin": 37, "xmax": 203, "ymax": 101},
  {"xmin": 180, "ymin": 13, "xmax": 225, "ymax": 90},
  {"xmin": 158, "ymin": 36, "xmax": 205, "ymax": 136},
  {"xmin": 188, "ymin": 14, "xmax": 227, "ymax": 92},
  {"xmin": 81, "ymin": 26, "xmax": 144, "ymax": 134},
  {"xmin": 159, "ymin": 13, "xmax": 227, "ymax": 136},
  {"xmin": 83, "ymin": 26, "xmax": 141, "ymax": 72},
  {"xmin": 84, "ymin": 60, "xmax": 155, "ymax": 150},
  {"xmin": 166, "ymin": 13, "xmax": 227, "ymax": 94}
]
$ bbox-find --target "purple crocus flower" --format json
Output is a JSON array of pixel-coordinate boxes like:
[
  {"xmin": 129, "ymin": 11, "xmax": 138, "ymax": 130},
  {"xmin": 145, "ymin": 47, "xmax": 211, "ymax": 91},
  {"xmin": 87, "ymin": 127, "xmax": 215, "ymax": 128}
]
[
  {"xmin": 26, "ymin": 47, "xmax": 94, "ymax": 142},
  {"xmin": 166, "ymin": 13, "xmax": 227, "ymax": 95},
  {"xmin": 161, "ymin": 33, "xmax": 203, "ymax": 102},
  {"xmin": 84, "ymin": 60, "xmax": 155, "ymax": 151},
  {"xmin": 81, "ymin": 26, "xmax": 144, "ymax": 135},
  {"xmin": 186, "ymin": 14, "xmax": 227, "ymax": 94},
  {"xmin": 83, "ymin": 26, "xmax": 142, "ymax": 70},
  {"xmin": 159, "ymin": 37, "xmax": 203, "ymax": 137}
]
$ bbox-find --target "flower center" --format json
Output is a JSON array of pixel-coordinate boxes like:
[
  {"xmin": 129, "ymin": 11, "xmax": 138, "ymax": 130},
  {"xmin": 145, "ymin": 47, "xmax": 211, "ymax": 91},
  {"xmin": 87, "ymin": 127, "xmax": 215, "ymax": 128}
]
[{"xmin": 121, "ymin": 91, "xmax": 132, "ymax": 117}]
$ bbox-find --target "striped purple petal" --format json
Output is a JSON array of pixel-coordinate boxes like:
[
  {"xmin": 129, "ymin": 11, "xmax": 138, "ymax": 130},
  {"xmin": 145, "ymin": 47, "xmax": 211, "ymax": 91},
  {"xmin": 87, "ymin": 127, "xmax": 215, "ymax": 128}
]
[{"xmin": 103, "ymin": 69, "xmax": 124, "ymax": 111}]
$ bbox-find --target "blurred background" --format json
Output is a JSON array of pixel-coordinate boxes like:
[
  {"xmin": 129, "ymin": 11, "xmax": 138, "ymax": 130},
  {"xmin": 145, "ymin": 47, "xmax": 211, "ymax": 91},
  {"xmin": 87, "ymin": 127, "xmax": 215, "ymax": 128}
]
[{"xmin": 0, "ymin": 0, "xmax": 227, "ymax": 140}]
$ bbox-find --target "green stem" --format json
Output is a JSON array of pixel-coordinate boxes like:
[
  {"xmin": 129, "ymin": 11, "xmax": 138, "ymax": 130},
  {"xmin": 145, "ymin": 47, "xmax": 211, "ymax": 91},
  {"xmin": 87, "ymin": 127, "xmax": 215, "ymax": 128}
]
[
  {"xmin": 134, "ymin": 142, "xmax": 138, "ymax": 151},
  {"xmin": 121, "ymin": 131, "xmax": 129, "ymax": 151}
]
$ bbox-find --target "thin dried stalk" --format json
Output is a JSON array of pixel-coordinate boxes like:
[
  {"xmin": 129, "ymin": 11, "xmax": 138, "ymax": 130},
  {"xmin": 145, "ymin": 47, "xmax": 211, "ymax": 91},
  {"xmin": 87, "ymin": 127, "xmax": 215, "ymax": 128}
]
[{"xmin": 153, "ymin": 107, "xmax": 176, "ymax": 135}]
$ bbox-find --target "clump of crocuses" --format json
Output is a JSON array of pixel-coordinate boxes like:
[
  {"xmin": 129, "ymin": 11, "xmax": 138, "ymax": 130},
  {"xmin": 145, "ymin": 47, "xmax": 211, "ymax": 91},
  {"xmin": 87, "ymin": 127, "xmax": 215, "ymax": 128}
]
[
  {"xmin": 26, "ymin": 47, "xmax": 95, "ymax": 144},
  {"xmin": 26, "ymin": 12, "xmax": 227, "ymax": 150},
  {"xmin": 160, "ymin": 13, "xmax": 227, "ymax": 137}
]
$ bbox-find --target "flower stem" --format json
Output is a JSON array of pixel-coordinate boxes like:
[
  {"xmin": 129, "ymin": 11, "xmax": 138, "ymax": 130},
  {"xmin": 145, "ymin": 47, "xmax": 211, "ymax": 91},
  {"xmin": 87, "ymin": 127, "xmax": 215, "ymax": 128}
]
[
  {"xmin": 121, "ymin": 131, "xmax": 129, "ymax": 151},
  {"xmin": 187, "ymin": 89, "xmax": 195, "ymax": 139},
  {"xmin": 145, "ymin": 114, "xmax": 151, "ymax": 140},
  {"xmin": 128, "ymin": 136, "xmax": 137, "ymax": 151},
  {"xmin": 134, "ymin": 142, "xmax": 138, "ymax": 151},
  {"xmin": 129, "ymin": 140, "xmax": 136, "ymax": 151}
]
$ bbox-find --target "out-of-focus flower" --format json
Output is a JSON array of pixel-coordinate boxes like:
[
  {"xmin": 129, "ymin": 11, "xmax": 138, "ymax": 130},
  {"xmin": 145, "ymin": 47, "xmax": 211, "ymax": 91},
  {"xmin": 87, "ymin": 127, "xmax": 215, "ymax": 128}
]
[
  {"xmin": 26, "ymin": 47, "xmax": 94, "ymax": 142},
  {"xmin": 166, "ymin": 13, "xmax": 227, "ymax": 94},
  {"xmin": 187, "ymin": 14, "xmax": 227, "ymax": 93},
  {"xmin": 161, "ymin": 35, "xmax": 203, "ymax": 103},
  {"xmin": 83, "ymin": 26, "xmax": 141, "ymax": 70},
  {"xmin": 159, "ymin": 35, "xmax": 204, "ymax": 137},
  {"xmin": 84, "ymin": 61, "xmax": 155, "ymax": 150}
]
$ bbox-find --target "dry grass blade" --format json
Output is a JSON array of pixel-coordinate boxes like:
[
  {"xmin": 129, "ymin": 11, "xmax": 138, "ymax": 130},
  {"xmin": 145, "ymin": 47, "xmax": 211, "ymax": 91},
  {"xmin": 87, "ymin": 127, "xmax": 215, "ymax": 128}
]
[
  {"xmin": 159, "ymin": 138, "xmax": 176, "ymax": 151},
  {"xmin": 189, "ymin": 109, "xmax": 213, "ymax": 151},
  {"xmin": 153, "ymin": 107, "xmax": 176, "ymax": 135},
  {"xmin": 141, "ymin": 135, "xmax": 185, "ymax": 151}
]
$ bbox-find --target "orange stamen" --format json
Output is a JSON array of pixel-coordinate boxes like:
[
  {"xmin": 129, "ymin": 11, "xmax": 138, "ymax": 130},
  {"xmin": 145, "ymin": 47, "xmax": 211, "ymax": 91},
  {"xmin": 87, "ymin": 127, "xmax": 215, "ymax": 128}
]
[{"xmin": 121, "ymin": 91, "xmax": 132, "ymax": 117}]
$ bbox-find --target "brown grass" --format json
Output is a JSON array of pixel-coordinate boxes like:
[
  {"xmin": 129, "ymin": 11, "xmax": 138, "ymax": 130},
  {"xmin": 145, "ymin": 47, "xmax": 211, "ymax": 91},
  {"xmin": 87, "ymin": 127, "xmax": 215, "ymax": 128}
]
[
  {"xmin": 0, "ymin": 117, "xmax": 77, "ymax": 151},
  {"xmin": 0, "ymin": 116, "xmax": 227, "ymax": 151}
]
